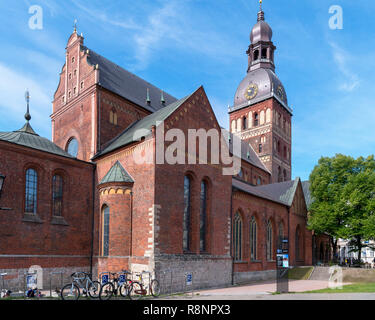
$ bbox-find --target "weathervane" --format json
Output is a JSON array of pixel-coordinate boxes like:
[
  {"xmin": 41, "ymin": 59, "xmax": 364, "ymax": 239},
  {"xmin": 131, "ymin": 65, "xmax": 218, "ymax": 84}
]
[
  {"xmin": 73, "ymin": 19, "xmax": 78, "ymax": 33},
  {"xmin": 259, "ymin": 0, "xmax": 263, "ymax": 11},
  {"xmin": 24, "ymin": 90, "xmax": 31, "ymax": 122}
]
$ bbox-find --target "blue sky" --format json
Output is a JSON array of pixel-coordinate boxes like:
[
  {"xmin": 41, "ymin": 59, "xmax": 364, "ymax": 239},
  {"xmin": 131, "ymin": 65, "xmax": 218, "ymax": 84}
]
[{"xmin": 0, "ymin": 0, "xmax": 374, "ymax": 181}]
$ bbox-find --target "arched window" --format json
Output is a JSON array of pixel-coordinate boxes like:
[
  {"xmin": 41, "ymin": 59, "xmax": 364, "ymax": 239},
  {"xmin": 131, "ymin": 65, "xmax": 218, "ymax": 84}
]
[
  {"xmin": 283, "ymin": 169, "xmax": 287, "ymax": 181},
  {"xmin": 257, "ymin": 177, "xmax": 261, "ymax": 185},
  {"xmin": 296, "ymin": 226, "xmax": 301, "ymax": 261},
  {"xmin": 109, "ymin": 109, "xmax": 118, "ymax": 125},
  {"xmin": 258, "ymin": 144, "xmax": 262, "ymax": 153},
  {"xmin": 66, "ymin": 138, "xmax": 79, "ymax": 157},
  {"xmin": 278, "ymin": 166, "xmax": 282, "ymax": 183},
  {"xmin": 243, "ymin": 117, "xmax": 247, "ymax": 130},
  {"xmin": 52, "ymin": 174, "xmax": 63, "ymax": 216},
  {"xmin": 283, "ymin": 146, "xmax": 287, "ymax": 158},
  {"xmin": 253, "ymin": 113, "xmax": 259, "ymax": 127},
  {"xmin": 25, "ymin": 168, "xmax": 38, "ymax": 213},
  {"xmin": 183, "ymin": 176, "xmax": 192, "ymax": 252},
  {"xmin": 279, "ymin": 223, "xmax": 284, "ymax": 241},
  {"xmin": 266, "ymin": 220, "xmax": 273, "ymax": 260},
  {"xmin": 102, "ymin": 205, "xmax": 110, "ymax": 256},
  {"xmin": 250, "ymin": 216, "xmax": 257, "ymax": 260},
  {"xmin": 233, "ymin": 212, "xmax": 243, "ymax": 261},
  {"xmin": 200, "ymin": 181, "xmax": 208, "ymax": 252},
  {"xmin": 277, "ymin": 141, "xmax": 281, "ymax": 154}
]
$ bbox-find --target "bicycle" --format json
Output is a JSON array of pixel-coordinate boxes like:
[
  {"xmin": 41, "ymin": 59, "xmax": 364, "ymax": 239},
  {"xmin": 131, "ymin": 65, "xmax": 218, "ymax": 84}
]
[
  {"xmin": 60, "ymin": 272, "xmax": 101, "ymax": 300},
  {"xmin": 0, "ymin": 273, "xmax": 11, "ymax": 299},
  {"xmin": 129, "ymin": 271, "xmax": 160, "ymax": 300},
  {"xmin": 99, "ymin": 271, "xmax": 133, "ymax": 300}
]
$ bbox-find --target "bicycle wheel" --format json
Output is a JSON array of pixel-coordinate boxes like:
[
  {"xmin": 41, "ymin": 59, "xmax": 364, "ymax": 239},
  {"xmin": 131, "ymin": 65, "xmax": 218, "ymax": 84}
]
[
  {"xmin": 61, "ymin": 283, "xmax": 80, "ymax": 300},
  {"xmin": 99, "ymin": 282, "xmax": 114, "ymax": 300},
  {"xmin": 129, "ymin": 282, "xmax": 144, "ymax": 300},
  {"xmin": 151, "ymin": 279, "xmax": 160, "ymax": 297},
  {"xmin": 119, "ymin": 280, "xmax": 132, "ymax": 298},
  {"xmin": 88, "ymin": 281, "xmax": 101, "ymax": 299}
]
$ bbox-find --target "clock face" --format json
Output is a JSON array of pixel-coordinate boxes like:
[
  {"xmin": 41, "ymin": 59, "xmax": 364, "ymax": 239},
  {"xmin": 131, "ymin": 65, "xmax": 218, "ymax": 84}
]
[
  {"xmin": 277, "ymin": 86, "xmax": 284, "ymax": 100},
  {"xmin": 245, "ymin": 83, "xmax": 258, "ymax": 100}
]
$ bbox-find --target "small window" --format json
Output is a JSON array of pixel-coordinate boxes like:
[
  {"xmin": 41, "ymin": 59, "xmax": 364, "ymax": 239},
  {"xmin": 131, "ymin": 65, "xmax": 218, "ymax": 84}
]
[
  {"xmin": 257, "ymin": 177, "xmax": 261, "ymax": 185},
  {"xmin": 253, "ymin": 113, "xmax": 259, "ymax": 127},
  {"xmin": 261, "ymin": 48, "xmax": 267, "ymax": 59},
  {"xmin": 69, "ymin": 73, "xmax": 72, "ymax": 80},
  {"xmin": 109, "ymin": 109, "xmax": 118, "ymax": 125},
  {"xmin": 254, "ymin": 50, "xmax": 259, "ymax": 61},
  {"xmin": 68, "ymin": 91, "xmax": 71, "ymax": 98},
  {"xmin": 80, "ymin": 81, "xmax": 84, "ymax": 89},
  {"xmin": 258, "ymin": 144, "xmax": 262, "ymax": 153},
  {"xmin": 73, "ymin": 87, "xmax": 77, "ymax": 95},
  {"xmin": 243, "ymin": 117, "xmax": 247, "ymax": 130},
  {"xmin": 74, "ymin": 69, "xmax": 77, "ymax": 77},
  {"xmin": 67, "ymin": 138, "xmax": 79, "ymax": 157},
  {"xmin": 72, "ymin": 56, "xmax": 75, "ymax": 63}
]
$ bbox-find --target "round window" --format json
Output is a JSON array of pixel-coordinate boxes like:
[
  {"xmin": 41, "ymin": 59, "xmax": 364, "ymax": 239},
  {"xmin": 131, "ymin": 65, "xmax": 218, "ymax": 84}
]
[{"xmin": 67, "ymin": 138, "xmax": 79, "ymax": 157}]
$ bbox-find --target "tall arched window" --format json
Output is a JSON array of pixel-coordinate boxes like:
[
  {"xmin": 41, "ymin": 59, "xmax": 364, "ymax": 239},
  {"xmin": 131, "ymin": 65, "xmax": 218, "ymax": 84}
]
[
  {"xmin": 233, "ymin": 212, "xmax": 242, "ymax": 261},
  {"xmin": 183, "ymin": 176, "xmax": 192, "ymax": 252},
  {"xmin": 25, "ymin": 168, "xmax": 38, "ymax": 213},
  {"xmin": 278, "ymin": 166, "xmax": 282, "ymax": 183},
  {"xmin": 250, "ymin": 216, "xmax": 257, "ymax": 260},
  {"xmin": 254, "ymin": 49, "xmax": 259, "ymax": 61},
  {"xmin": 243, "ymin": 117, "xmax": 247, "ymax": 130},
  {"xmin": 66, "ymin": 138, "xmax": 79, "ymax": 157},
  {"xmin": 200, "ymin": 181, "xmax": 208, "ymax": 252},
  {"xmin": 52, "ymin": 174, "xmax": 63, "ymax": 216},
  {"xmin": 278, "ymin": 222, "xmax": 284, "ymax": 245},
  {"xmin": 102, "ymin": 205, "xmax": 110, "ymax": 256},
  {"xmin": 109, "ymin": 108, "xmax": 118, "ymax": 125},
  {"xmin": 296, "ymin": 226, "xmax": 301, "ymax": 261},
  {"xmin": 266, "ymin": 220, "xmax": 273, "ymax": 260}
]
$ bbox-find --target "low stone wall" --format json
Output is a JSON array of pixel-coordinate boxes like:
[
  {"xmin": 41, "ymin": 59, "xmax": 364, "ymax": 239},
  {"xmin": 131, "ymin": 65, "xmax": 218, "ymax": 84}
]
[
  {"xmin": 342, "ymin": 268, "xmax": 375, "ymax": 283},
  {"xmin": 154, "ymin": 254, "xmax": 232, "ymax": 294},
  {"xmin": 233, "ymin": 270, "xmax": 276, "ymax": 284}
]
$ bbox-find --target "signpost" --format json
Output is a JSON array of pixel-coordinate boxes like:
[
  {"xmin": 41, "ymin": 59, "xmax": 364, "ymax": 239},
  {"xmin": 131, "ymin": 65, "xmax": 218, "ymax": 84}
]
[{"xmin": 276, "ymin": 237, "xmax": 289, "ymax": 293}]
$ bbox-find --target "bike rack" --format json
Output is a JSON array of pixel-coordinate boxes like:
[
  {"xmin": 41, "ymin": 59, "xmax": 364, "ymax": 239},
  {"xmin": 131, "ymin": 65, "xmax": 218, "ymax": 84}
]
[{"xmin": 49, "ymin": 271, "xmax": 64, "ymax": 298}]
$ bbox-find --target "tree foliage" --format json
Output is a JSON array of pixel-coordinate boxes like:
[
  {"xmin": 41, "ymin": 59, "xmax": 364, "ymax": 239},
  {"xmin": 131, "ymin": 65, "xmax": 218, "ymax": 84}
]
[{"xmin": 308, "ymin": 154, "xmax": 375, "ymax": 261}]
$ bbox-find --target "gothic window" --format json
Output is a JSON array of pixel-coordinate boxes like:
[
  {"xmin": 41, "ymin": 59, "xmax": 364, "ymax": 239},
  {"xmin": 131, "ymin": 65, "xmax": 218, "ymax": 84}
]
[
  {"xmin": 250, "ymin": 216, "xmax": 257, "ymax": 260},
  {"xmin": 233, "ymin": 212, "xmax": 243, "ymax": 261},
  {"xmin": 102, "ymin": 205, "xmax": 110, "ymax": 256},
  {"xmin": 52, "ymin": 174, "xmax": 63, "ymax": 217},
  {"xmin": 296, "ymin": 226, "xmax": 301, "ymax": 261},
  {"xmin": 66, "ymin": 138, "xmax": 79, "ymax": 157},
  {"xmin": 183, "ymin": 175, "xmax": 192, "ymax": 252},
  {"xmin": 266, "ymin": 220, "xmax": 273, "ymax": 260},
  {"xmin": 253, "ymin": 113, "xmax": 259, "ymax": 127},
  {"xmin": 25, "ymin": 168, "xmax": 38, "ymax": 214},
  {"xmin": 200, "ymin": 180, "xmax": 208, "ymax": 252}
]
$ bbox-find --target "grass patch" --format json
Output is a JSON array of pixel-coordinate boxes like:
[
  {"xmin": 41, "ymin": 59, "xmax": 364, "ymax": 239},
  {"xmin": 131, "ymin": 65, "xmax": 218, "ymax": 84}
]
[
  {"xmin": 303, "ymin": 282, "xmax": 375, "ymax": 294},
  {"xmin": 288, "ymin": 267, "xmax": 314, "ymax": 280}
]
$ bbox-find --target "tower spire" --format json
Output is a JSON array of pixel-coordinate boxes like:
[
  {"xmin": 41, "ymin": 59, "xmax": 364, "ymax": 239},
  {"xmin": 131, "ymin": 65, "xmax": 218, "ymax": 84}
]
[
  {"xmin": 258, "ymin": 0, "xmax": 265, "ymax": 21},
  {"xmin": 73, "ymin": 19, "xmax": 78, "ymax": 33}
]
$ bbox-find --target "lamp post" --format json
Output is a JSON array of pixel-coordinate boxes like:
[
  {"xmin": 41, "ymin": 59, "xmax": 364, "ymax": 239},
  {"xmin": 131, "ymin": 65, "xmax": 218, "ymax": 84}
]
[{"xmin": 0, "ymin": 174, "xmax": 11, "ymax": 211}]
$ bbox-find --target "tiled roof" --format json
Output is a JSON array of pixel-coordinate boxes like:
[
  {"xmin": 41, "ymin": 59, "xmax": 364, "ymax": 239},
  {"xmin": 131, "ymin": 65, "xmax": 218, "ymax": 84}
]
[
  {"xmin": 301, "ymin": 180, "xmax": 312, "ymax": 209},
  {"xmin": 99, "ymin": 161, "xmax": 134, "ymax": 184},
  {"xmin": 94, "ymin": 92, "xmax": 193, "ymax": 159},
  {"xmin": 84, "ymin": 46, "xmax": 177, "ymax": 113},
  {"xmin": 0, "ymin": 122, "xmax": 74, "ymax": 158},
  {"xmin": 232, "ymin": 177, "xmax": 301, "ymax": 207}
]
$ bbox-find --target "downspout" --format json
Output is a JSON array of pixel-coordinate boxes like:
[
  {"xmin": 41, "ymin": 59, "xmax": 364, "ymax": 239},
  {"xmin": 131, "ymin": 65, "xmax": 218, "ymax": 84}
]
[
  {"xmin": 130, "ymin": 190, "xmax": 133, "ymax": 258},
  {"xmin": 230, "ymin": 188, "xmax": 234, "ymax": 285},
  {"xmin": 287, "ymin": 206, "xmax": 290, "ymax": 266},
  {"xmin": 90, "ymin": 163, "xmax": 97, "ymax": 276}
]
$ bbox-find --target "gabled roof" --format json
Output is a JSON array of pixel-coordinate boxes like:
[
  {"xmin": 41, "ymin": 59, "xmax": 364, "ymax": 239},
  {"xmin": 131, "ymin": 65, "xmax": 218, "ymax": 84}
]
[
  {"xmin": 232, "ymin": 177, "xmax": 301, "ymax": 207},
  {"xmin": 0, "ymin": 122, "xmax": 74, "ymax": 158},
  {"xmin": 83, "ymin": 46, "xmax": 177, "ymax": 113},
  {"xmin": 93, "ymin": 92, "xmax": 193, "ymax": 159},
  {"xmin": 99, "ymin": 161, "xmax": 134, "ymax": 185}
]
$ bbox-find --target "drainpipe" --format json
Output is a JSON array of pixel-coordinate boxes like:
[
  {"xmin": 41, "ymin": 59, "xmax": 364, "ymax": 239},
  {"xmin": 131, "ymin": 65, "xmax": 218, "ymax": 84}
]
[
  {"xmin": 130, "ymin": 190, "xmax": 133, "ymax": 257},
  {"xmin": 89, "ymin": 163, "xmax": 97, "ymax": 276},
  {"xmin": 230, "ymin": 188, "xmax": 234, "ymax": 285}
]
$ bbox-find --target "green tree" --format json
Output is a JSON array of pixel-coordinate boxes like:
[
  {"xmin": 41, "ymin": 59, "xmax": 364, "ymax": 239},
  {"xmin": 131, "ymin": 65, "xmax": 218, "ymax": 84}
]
[{"xmin": 308, "ymin": 154, "xmax": 375, "ymax": 263}]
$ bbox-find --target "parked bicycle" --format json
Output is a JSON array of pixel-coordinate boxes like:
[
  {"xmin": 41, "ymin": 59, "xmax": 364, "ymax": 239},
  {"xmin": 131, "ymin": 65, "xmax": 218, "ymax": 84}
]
[
  {"xmin": 129, "ymin": 271, "xmax": 160, "ymax": 300},
  {"xmin": 99, "ymin": 271, "xmax": 133, "ymax": 300},
  {"xmin": 61, "ymin": 272, "xmax": 101, "ymax": 300}
]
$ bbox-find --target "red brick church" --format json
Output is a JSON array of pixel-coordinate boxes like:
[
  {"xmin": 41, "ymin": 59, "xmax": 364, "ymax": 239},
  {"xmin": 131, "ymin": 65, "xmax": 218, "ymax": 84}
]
[{"xmin": 0, "ymin": 6, "xmax": 330, "ymax": 289}]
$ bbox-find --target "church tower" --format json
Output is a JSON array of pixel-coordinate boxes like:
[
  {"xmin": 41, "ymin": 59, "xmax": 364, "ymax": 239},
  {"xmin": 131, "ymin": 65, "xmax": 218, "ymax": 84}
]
[{"xmin": 229, "ymin": 2, "xmax": 292, "ymax": 183}]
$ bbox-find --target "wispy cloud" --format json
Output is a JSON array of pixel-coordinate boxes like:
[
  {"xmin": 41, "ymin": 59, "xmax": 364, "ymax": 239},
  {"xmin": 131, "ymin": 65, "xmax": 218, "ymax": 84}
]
[{"xmin": 329, "ymin": 41, "xmax": 360, "ymax": 92}]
